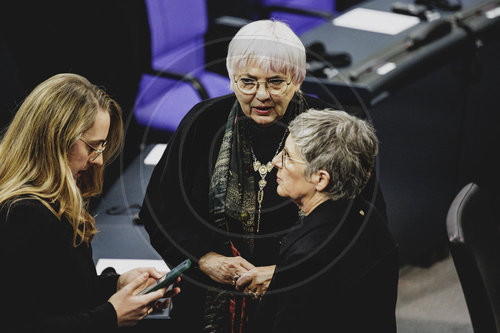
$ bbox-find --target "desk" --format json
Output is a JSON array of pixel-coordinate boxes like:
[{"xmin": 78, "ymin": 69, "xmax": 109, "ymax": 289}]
[
  {"xmin": 300, "ymin": 0, "xmax": 500, "ymax": 107},
  {"xmin": 298, "ymin": 0, "xmax": 500, "ymax": 265},
  {"xmin": 92, "ymin": 145, "xmax": 158, "ymax": 262},
  {"xmin": 91, "ymin": 145, "xmax": 172, "ymax": 322}
]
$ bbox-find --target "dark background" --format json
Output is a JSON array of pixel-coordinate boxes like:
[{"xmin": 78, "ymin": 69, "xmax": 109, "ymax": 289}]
[{"xmin": 0, "ymin": 0, "xmax": 152, "ymax": 191}]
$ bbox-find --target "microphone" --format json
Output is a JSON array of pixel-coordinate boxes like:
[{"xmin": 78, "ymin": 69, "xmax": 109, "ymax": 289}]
[
  {"xmin": 349, "ymin": 18, "xmax": 452, "ymax": 81},
  {"xmin": 306, "ymin": 41, "xmax": 352, "ymax": 68},
  {"xmin": 307, "ymin": 41, "xmax": 326, "ymax": 56}
]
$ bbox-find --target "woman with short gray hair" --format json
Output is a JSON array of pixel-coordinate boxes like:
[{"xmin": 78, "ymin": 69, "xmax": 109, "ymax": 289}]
[
  {"xmin": 289, "ymin": 108, "xmax": 379, "ymax": 201},
  {"xmin": 249, "ymin": 108, "xmax": 399, "ymax": 332}
]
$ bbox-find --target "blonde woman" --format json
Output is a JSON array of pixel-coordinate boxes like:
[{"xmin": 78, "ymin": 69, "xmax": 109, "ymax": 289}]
[{"xmin": 0, "ymin": 73, "xmax": 179, "ymax": 332}]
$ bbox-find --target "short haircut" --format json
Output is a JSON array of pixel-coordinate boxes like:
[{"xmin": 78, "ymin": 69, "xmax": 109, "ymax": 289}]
[
  {"xmin": 226, "ymin": 19, "xmax": 306, "ymax": 85},
  {"xmin": 289, "ymin": 109, "xmax": 379, "ymax": 201}
]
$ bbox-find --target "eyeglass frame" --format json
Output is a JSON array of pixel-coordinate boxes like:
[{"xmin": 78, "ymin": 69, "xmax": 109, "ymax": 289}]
[
  {"xmin": 278, "ymin": 148, "xmax": 307, "ymax": 168},
  {"xmin": 233, "ymin": 75, "xmax": 292, "ymax": 96},
  {"xmin": 79, "ymin": 138, "xmax": 107, "ymax": 161}
]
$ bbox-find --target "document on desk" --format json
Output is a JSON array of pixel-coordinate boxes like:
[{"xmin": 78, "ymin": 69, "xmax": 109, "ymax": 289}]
[
  {"xmin": 96, "ymin": 258, "xmax": 170, "ymax": 274},
  {"xmin": 144, "ymin": 143, "xmax": 168, "ymax": 165},
  {"xmin": 333, "ymin": 8, "xmax": 420, "ymax": 35}
]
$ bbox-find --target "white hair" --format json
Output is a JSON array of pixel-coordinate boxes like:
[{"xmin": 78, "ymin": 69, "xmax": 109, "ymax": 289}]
[{"xmin": 226, "ymin": 19, "xmax": 306, "ymax": 86}]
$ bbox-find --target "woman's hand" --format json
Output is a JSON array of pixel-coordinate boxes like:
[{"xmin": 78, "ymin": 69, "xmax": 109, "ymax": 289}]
[
  {"xmin": 235, "ymin": 265, "xmax": 276, "ymax": 298},
  {"xmin": 117, "ymin": 267, "xmax": 165, "ymax": 292},
  {"xmin": 108, "ymin": 273, "xmax": 173, "ymax": 327},
  {"xmin": 198, "ymin": 251, "xmax": 255, "ymax": 285},
  {"xmin": 150, "ymin": 276, "xmax": 182, "ymax": 312}
]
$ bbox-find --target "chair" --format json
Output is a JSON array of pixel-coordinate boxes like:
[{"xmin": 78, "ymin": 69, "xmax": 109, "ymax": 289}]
[
  {"xmin": 134, "ymin": 0, "xmax": 232, "ymax": 134},
  {"xmin": 446, "ymin": 182, "xmax": 500, "ymax": 333},
  {"xmin": 206, "ymin": 0, "xmax": 343, "ymax": 81},
  {"xmin": 209, "ymin": 0, "xmax": 336, "ymax": 40},
  {"xmin": 250, "ymin": 0, "xmax": 336, "ymax": 36}
]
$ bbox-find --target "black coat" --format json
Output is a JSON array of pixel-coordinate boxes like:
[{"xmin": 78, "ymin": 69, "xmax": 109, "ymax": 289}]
[
  {"xmin": 139, "ymin": 93, "xmax": 388, "ymax": 331},
  {"xmin": 0, "ymin": 199, "xmax": 119, "ymax": 333},
  {"xmin": 252, "ymin": 198, "xmax": 399, "ymax": 333}
]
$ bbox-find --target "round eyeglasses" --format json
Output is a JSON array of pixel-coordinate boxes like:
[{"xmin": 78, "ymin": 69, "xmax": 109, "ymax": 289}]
[
  {"xmin": 79, "ymin": 138, "xmax": 107, "ymax": 161},
  {"xmin": 234, "ymin": 76, "xmax": 292, "ymax": 96}
]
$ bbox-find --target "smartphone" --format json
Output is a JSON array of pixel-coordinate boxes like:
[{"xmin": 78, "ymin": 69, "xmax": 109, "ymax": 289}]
[{"xmin": 137, "ymin": 259, "xmax": 191, "ymax": 295}]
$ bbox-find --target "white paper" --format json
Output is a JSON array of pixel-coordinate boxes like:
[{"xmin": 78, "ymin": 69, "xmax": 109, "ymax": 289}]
[
  {"xmin": 376, "ymin": 62, "xmax": 397, "ymax": 75},
  {"xmin": 333, "ymin": 8, "xmax": 420, "ymax": 35},
  {"xmin": 96, "ymin": 258, "xmax": 170, "ymax": 274},
  {"xmin": 144, "ymin": 144, "xmax": 167, "ymax": 165},
  {"xmin": 486, "ymin": 6, "xmax": 500, "ymax": 19}
]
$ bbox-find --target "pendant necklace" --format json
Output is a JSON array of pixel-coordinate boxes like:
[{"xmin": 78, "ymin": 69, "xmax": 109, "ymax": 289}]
[{"xmin": 249, "ymin": 128, "xmax": 288, "ymax": 233}]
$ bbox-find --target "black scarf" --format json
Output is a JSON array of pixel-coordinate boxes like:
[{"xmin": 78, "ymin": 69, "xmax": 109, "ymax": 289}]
[{"xmin": 204, "ymin": 92, "xmax": 308, "ymax": 332}]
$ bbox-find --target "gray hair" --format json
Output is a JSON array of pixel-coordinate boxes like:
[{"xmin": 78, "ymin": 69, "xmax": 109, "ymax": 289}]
[
  {"xmin": 288, "ymin": 109, "xmax": 379, "ymax": 201},
  {"xmin": 226, "ymin": 19, "xmax": 306, "ymax": 86}
]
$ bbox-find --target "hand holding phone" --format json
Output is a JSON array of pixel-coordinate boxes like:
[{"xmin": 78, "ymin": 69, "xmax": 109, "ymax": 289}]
[{"xmin": 137, "ymin": 259, "xmax": 191, "ymax": 295}]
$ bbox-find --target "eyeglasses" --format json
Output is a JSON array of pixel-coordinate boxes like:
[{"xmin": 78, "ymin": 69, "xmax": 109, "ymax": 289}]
[
  {"xmin": 279, "ymin": 148, "xmax": 306, "ymax": 168},
  {"xmin": 234, "ymin": 76, "xmax": 292, "ymax": 96},
  {"xmin": 79, "ymin": 138, "xmax": 107, "ymax": 161}
]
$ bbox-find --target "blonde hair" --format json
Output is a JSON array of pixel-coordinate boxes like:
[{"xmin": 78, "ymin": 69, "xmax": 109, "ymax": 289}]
[
  {"xmin": 0, "ymin": 73, "xmax": 123, "ymax": 246},
  {"xmin": 226, "ymin": 19, "xmax": 306, "ymax": 85}
]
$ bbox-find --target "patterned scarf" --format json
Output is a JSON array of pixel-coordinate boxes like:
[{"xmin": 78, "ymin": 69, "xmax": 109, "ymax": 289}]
[{"xmin": 204, "ymin": 92, "xmax": 307, "ymax": 332}]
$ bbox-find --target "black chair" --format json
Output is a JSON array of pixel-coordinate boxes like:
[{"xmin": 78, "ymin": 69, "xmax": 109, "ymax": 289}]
[{"xmin": 446, "ymin": 182, "xmax": 500, "ymax": 333}]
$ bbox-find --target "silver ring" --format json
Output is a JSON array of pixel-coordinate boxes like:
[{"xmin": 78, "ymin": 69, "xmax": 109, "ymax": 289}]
[
  {"xmin": 232, "ymin": 274, "xmax": 239, "ymax": 286},
  {"xmin": 249, "ymin": 290, "xmax": 259, "ymax": 300}
]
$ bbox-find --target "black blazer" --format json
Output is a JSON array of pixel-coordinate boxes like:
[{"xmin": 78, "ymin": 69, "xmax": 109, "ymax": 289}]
[
  {"xmin": 0, "ymin": 198, "xmax": 119, "ymax": 333},
  {"xmin": 253, "ymin": 198, "xmax": 399, "ymax": 333}
]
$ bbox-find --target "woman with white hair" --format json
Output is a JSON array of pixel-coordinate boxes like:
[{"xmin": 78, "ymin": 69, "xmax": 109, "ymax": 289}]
[
  {"xmin": 248, "ymin": 108, "xmax": 399, "ymax": 332},
  {"xmin": 139, "ymin": 20, "xmax": 387, "ymax": 332}
]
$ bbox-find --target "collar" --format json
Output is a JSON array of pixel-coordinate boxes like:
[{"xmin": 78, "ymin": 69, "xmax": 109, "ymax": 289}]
[{"xmin": 279, "ymin": 198, "xmax": 370, "ymax": 255}]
